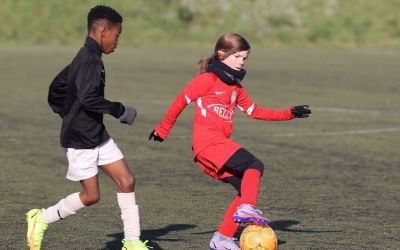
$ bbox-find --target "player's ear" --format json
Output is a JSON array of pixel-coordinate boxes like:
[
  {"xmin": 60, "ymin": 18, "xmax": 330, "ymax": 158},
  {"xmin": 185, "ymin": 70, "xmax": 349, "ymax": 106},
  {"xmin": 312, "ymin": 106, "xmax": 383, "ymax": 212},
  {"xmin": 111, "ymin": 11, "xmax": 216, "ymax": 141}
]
[
  {"xmin": 99, "ymin": 25, "xmax": 109, "ymax": 38},
  {"xmin": 217, "ymin": 50, "xmax": 225, "ymax": 60}
]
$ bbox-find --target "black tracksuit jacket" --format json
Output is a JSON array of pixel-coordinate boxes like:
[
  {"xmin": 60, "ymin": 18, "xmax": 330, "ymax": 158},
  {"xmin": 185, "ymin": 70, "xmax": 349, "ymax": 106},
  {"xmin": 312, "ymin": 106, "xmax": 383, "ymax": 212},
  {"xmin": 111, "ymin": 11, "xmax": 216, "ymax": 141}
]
[{"xmin": 48, "ymin": 36, "xmax": 125, "ymax": 149}]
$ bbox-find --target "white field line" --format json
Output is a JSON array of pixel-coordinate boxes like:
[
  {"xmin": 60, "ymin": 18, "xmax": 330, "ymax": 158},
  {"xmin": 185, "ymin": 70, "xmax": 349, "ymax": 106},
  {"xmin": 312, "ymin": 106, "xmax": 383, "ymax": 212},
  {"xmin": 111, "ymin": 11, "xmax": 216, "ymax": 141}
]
[
  {"xmin": 135, "ymin": 100, "xmax": 170, "ymax": 105},
  {"xmin": 136, "ymin": 101, "xmax": 385, "ymax": 115},
  {"xmin": 273, "ymin": 127, "xmax": 400, "ymax": 137},
  {"xmin": 6, "ymin": 101, "xmax": 396, "ymax": 140},
  {"xmin": 352, "ymin": 48, "xmax": 400, "ymax": 56},
  {"xmin": 312, "ymin": 107, "xmax": 381, "ymax": 115},
  {"xmin": 157, "ymin": 127, "xmax": 400, "ymax": 139},
  {"xmin": 134, "ymin": 101, "xmax": 399, "ymax": 137},
  {"xmin": 2, "ymin": 127, "xmax": 399, "ymax": 141}
]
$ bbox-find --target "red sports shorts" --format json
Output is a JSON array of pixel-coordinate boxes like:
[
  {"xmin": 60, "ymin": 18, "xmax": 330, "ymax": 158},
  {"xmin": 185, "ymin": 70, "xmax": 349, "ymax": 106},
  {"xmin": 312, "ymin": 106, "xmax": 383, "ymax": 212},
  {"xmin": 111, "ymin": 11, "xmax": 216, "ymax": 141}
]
[{"xmin": 194, "ymin": 139, "xmax": 241, "ymax": 180}]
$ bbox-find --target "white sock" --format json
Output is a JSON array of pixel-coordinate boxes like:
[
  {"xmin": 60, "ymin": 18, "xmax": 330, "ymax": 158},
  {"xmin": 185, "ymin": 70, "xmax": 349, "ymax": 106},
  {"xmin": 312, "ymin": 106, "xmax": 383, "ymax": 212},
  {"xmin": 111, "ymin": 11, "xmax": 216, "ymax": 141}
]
[
  {"xmin": 117, "ymin": 192, "xmax": 140, "ymax": 240},
  {"xmin": 43, "ymin": 192, "xmax": 86, "ymax": 224}
]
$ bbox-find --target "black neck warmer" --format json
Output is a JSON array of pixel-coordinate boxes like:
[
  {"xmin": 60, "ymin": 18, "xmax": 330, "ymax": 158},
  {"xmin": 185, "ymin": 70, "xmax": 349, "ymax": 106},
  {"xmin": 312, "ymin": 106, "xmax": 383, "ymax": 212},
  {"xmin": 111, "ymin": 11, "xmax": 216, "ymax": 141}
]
[{"xmin": 206, "ymin": 59, "xmax": 246, "ymax": 85}]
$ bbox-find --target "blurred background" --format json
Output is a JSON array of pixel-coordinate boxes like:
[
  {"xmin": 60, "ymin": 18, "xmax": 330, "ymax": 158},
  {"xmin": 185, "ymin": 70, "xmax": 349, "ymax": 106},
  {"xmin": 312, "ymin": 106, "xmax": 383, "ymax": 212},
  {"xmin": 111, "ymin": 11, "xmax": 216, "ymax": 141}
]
[{"xmin": 1, "ymin": 0, "xmax": 400, "ymax": 48}]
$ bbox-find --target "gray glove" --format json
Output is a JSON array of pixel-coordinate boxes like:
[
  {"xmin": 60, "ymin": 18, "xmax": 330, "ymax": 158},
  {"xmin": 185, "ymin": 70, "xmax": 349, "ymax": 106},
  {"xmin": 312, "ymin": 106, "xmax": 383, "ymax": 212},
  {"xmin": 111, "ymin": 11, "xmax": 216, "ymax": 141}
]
[{"xmin": 120, "ymin": 106, "xmax": 137, "ymax": 125}]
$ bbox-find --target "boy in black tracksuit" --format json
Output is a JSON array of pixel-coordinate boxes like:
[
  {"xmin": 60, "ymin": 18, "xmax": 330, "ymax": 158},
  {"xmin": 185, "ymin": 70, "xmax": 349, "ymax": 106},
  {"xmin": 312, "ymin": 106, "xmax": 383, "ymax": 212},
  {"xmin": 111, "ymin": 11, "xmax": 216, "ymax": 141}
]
[
  {"xmin": 26, "ymin": 5, "xmax": 150, "ymax": 250},
  {"xmin": 53, "ymin": 36, "xmax": 127, "ymax": 148}
]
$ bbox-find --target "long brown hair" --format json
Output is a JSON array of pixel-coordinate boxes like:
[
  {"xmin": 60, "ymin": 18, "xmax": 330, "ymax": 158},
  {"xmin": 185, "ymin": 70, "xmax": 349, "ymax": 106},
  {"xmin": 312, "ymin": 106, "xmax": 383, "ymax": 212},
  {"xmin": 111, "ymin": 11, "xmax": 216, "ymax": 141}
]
[{"xmin": 197, "ymin": 32, "xmax": 251, "ymax": 73}]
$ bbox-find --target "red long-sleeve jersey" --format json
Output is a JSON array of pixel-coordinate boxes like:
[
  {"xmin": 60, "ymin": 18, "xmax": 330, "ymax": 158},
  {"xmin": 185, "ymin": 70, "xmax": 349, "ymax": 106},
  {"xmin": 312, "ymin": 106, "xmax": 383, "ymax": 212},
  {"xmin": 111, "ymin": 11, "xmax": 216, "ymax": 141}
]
[{"xmin": 155, "ymin": 72, "xmax": 294, "ymax": 156}]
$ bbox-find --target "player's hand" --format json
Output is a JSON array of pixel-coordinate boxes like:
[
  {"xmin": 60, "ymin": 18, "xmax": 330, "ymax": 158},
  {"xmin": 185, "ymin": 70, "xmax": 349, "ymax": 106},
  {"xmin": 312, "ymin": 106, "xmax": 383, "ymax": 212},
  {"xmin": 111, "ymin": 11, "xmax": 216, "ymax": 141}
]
[
  {"xmin": 120, "ymin": 106, "xmax": 137, "ymax": 125},
  {"xmin": 291, "ymin": 105, "xmax": 311, "ymax": 118},
  {"xmin": 149, "ymin": 130, "xmax": 164, "ymax": 142}
]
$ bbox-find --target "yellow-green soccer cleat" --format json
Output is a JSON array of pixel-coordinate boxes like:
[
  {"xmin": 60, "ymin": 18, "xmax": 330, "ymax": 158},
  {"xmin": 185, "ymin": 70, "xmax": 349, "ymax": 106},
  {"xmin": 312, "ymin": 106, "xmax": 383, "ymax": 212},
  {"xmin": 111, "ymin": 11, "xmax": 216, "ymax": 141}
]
[
  {"xmin": 122, "ymin": 239, "xmax": 152, "ymax": 250},
  {"xmin": 26, "ymin": 208, "xmax": 48, "ymax": 250}
]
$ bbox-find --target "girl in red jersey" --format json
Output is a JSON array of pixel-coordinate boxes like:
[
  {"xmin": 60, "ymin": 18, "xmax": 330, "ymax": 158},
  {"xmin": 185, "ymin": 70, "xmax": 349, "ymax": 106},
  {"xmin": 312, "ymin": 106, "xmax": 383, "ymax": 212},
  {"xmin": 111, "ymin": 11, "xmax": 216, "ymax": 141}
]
[{"xmin": 149, "ymin": 33, "xmax": 311, "ymax": 250}]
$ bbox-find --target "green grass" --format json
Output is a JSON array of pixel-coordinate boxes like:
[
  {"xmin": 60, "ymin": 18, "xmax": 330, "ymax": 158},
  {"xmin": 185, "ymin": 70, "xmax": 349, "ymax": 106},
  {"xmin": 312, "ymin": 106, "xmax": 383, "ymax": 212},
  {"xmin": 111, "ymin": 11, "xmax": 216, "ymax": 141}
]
[
  {"xmin": 1, "ymin": 0, "xmax": 400, "ymax": 47},
  {"xmin": 0, "ymin": 46, "xmax": 399, "ymax": 249}
]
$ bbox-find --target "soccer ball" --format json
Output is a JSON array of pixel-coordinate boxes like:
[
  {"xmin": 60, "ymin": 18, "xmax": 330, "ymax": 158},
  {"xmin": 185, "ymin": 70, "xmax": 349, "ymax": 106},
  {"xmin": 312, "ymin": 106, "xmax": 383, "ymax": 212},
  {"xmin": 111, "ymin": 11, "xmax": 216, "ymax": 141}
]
[{"xmin": 239, "ymin": 225, "xmax": 278, "ymax": 250}]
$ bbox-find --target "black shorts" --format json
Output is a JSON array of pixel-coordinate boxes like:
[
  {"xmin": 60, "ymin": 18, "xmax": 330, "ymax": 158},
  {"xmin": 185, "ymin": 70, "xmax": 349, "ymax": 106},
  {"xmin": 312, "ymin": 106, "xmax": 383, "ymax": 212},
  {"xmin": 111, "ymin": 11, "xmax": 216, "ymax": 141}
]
[{"xmin": 221, "ymin": 148, "xmax": 264, "ymax": 195}]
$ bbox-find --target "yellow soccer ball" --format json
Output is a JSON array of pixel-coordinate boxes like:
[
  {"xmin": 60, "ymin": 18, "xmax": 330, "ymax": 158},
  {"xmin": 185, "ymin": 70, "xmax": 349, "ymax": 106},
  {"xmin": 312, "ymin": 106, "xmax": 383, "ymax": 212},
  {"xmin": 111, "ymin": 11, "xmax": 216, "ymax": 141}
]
[{"xmin": 239, "ymin": 225, "xmax": 278, "ymax": 250}]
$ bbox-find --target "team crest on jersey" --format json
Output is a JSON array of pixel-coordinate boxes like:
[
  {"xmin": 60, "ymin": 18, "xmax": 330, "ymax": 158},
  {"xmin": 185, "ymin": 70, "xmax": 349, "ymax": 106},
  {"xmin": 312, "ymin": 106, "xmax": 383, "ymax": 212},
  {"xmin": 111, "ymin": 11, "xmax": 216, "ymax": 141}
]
[{"xmin": 230, "ymin": 91, "xmax": 237, "ymax": 105}]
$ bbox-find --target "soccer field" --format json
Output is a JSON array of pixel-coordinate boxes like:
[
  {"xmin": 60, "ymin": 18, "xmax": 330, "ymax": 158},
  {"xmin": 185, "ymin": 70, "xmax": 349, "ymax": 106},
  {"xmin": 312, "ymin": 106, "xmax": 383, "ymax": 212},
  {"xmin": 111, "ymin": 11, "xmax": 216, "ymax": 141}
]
[{"xmin": 0, "ymin": 47, "xmax": 399, "ymax": 249}]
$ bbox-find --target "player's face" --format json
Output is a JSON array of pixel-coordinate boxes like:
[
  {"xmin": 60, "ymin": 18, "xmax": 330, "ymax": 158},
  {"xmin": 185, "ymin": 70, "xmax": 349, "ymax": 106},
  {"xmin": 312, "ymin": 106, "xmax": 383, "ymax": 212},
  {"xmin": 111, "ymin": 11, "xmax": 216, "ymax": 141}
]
[
  {"xmin": 101, "ymin": 23, "xmax": 122, "ymax": 54},
  {"xmin": 221, "ymin": 50, "xmax": 249, "ymax": 71}
]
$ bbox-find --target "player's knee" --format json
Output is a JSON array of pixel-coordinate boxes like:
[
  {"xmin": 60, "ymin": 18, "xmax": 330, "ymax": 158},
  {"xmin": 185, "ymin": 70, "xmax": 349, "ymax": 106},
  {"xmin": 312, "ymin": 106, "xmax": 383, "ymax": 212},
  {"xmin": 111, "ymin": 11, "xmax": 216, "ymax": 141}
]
[
  {"xmin": 87, "ymin": 195, "xmax": 100, "ymax": 206},
  {"xmin": 250, "ymin": 159, "xmax": 264, "ymax": 176},
  {"xmin": 81, "ymin": 192, "xmax": 100, "ymax": 206},
  {"xmin": 118, "ymin": 173, "xmax": 135, "ymax": 192}
]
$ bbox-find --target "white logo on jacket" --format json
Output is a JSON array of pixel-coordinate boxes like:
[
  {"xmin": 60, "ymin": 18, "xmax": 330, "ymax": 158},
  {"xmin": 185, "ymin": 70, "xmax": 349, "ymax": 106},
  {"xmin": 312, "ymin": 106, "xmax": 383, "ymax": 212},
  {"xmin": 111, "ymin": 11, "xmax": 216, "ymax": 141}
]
[{"xmin": 208, "ymin": 104, "xmax": 233, "ymax": 121}]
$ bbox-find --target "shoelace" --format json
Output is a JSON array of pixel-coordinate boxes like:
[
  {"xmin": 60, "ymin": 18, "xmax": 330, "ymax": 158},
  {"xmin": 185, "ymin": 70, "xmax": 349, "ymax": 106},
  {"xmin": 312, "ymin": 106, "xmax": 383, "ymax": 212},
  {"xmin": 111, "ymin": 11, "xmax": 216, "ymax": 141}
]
[
  {"xmin": 241, "ymin": 207, "xmax": 263, "ymax": 216},
  {"xmin": 142, "ymin": 240, "xmax": 153, "ymax": 249},
  {"xmin": 253, "ymin": 208, "xmax": 263, "ymax": 215}
]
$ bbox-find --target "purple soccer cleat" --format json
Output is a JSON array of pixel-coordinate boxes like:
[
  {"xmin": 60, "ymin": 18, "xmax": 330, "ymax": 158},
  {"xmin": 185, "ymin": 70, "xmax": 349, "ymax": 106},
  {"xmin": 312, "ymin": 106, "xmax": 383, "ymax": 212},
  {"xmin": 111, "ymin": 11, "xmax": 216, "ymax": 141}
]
[{"xmin": 233, "ymin": 204, "xmax": 270, "ymax": 226}]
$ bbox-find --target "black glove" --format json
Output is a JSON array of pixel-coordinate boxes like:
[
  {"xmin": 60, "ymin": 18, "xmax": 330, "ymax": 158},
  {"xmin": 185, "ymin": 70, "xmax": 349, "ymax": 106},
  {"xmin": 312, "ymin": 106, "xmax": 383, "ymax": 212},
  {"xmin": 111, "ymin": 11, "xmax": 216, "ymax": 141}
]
[
  {"xmin": 291, "ymin": 105, "xmax": 311, "ymax": 118},
  {"xmin": 120, "ymin": 106, "xmax": 137, "ymax": 125},
  {"xmin": 149, "ymin": 130, "xmax": 164, "ymax": 142}
]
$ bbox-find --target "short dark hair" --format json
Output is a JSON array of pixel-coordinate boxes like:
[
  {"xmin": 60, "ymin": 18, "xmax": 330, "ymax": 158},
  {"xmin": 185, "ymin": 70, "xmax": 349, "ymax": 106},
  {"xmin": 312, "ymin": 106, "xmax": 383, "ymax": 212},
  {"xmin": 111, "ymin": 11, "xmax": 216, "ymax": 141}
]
[{"xmin": 87, "ymin": 5, "xmax": 122, "ymax": 31}]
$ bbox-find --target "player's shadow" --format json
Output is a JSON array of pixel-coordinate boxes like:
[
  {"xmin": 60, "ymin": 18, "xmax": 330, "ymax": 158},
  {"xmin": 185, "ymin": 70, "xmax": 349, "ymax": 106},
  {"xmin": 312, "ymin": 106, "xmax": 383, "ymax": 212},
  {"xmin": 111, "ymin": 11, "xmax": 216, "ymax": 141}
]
[
  {"xmin": 270, "ymin": 220, "xmax": 341, "ymax": 233},
  {"xmin": 250, "ymin": 220, "xmax": 341, "ymax": 246},
  {"xmin": 197, "ymin": 220, "xmax": 341, "ymax": 246},
  {"xmin": 102, "ymin": 223, "xmax": 197, "ymax": 250}
]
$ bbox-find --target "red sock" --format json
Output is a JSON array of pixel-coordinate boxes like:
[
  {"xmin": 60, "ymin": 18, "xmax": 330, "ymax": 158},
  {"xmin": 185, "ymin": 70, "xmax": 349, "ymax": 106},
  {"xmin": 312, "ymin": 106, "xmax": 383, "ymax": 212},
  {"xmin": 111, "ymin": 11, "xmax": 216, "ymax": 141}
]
[
  {"xmin": 240, "ymin": 168, "xmax": 261, "ymax": 207},
  {"xmin": 218, "ymin": 196, "xmax": 241, "ymax": 237}
]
